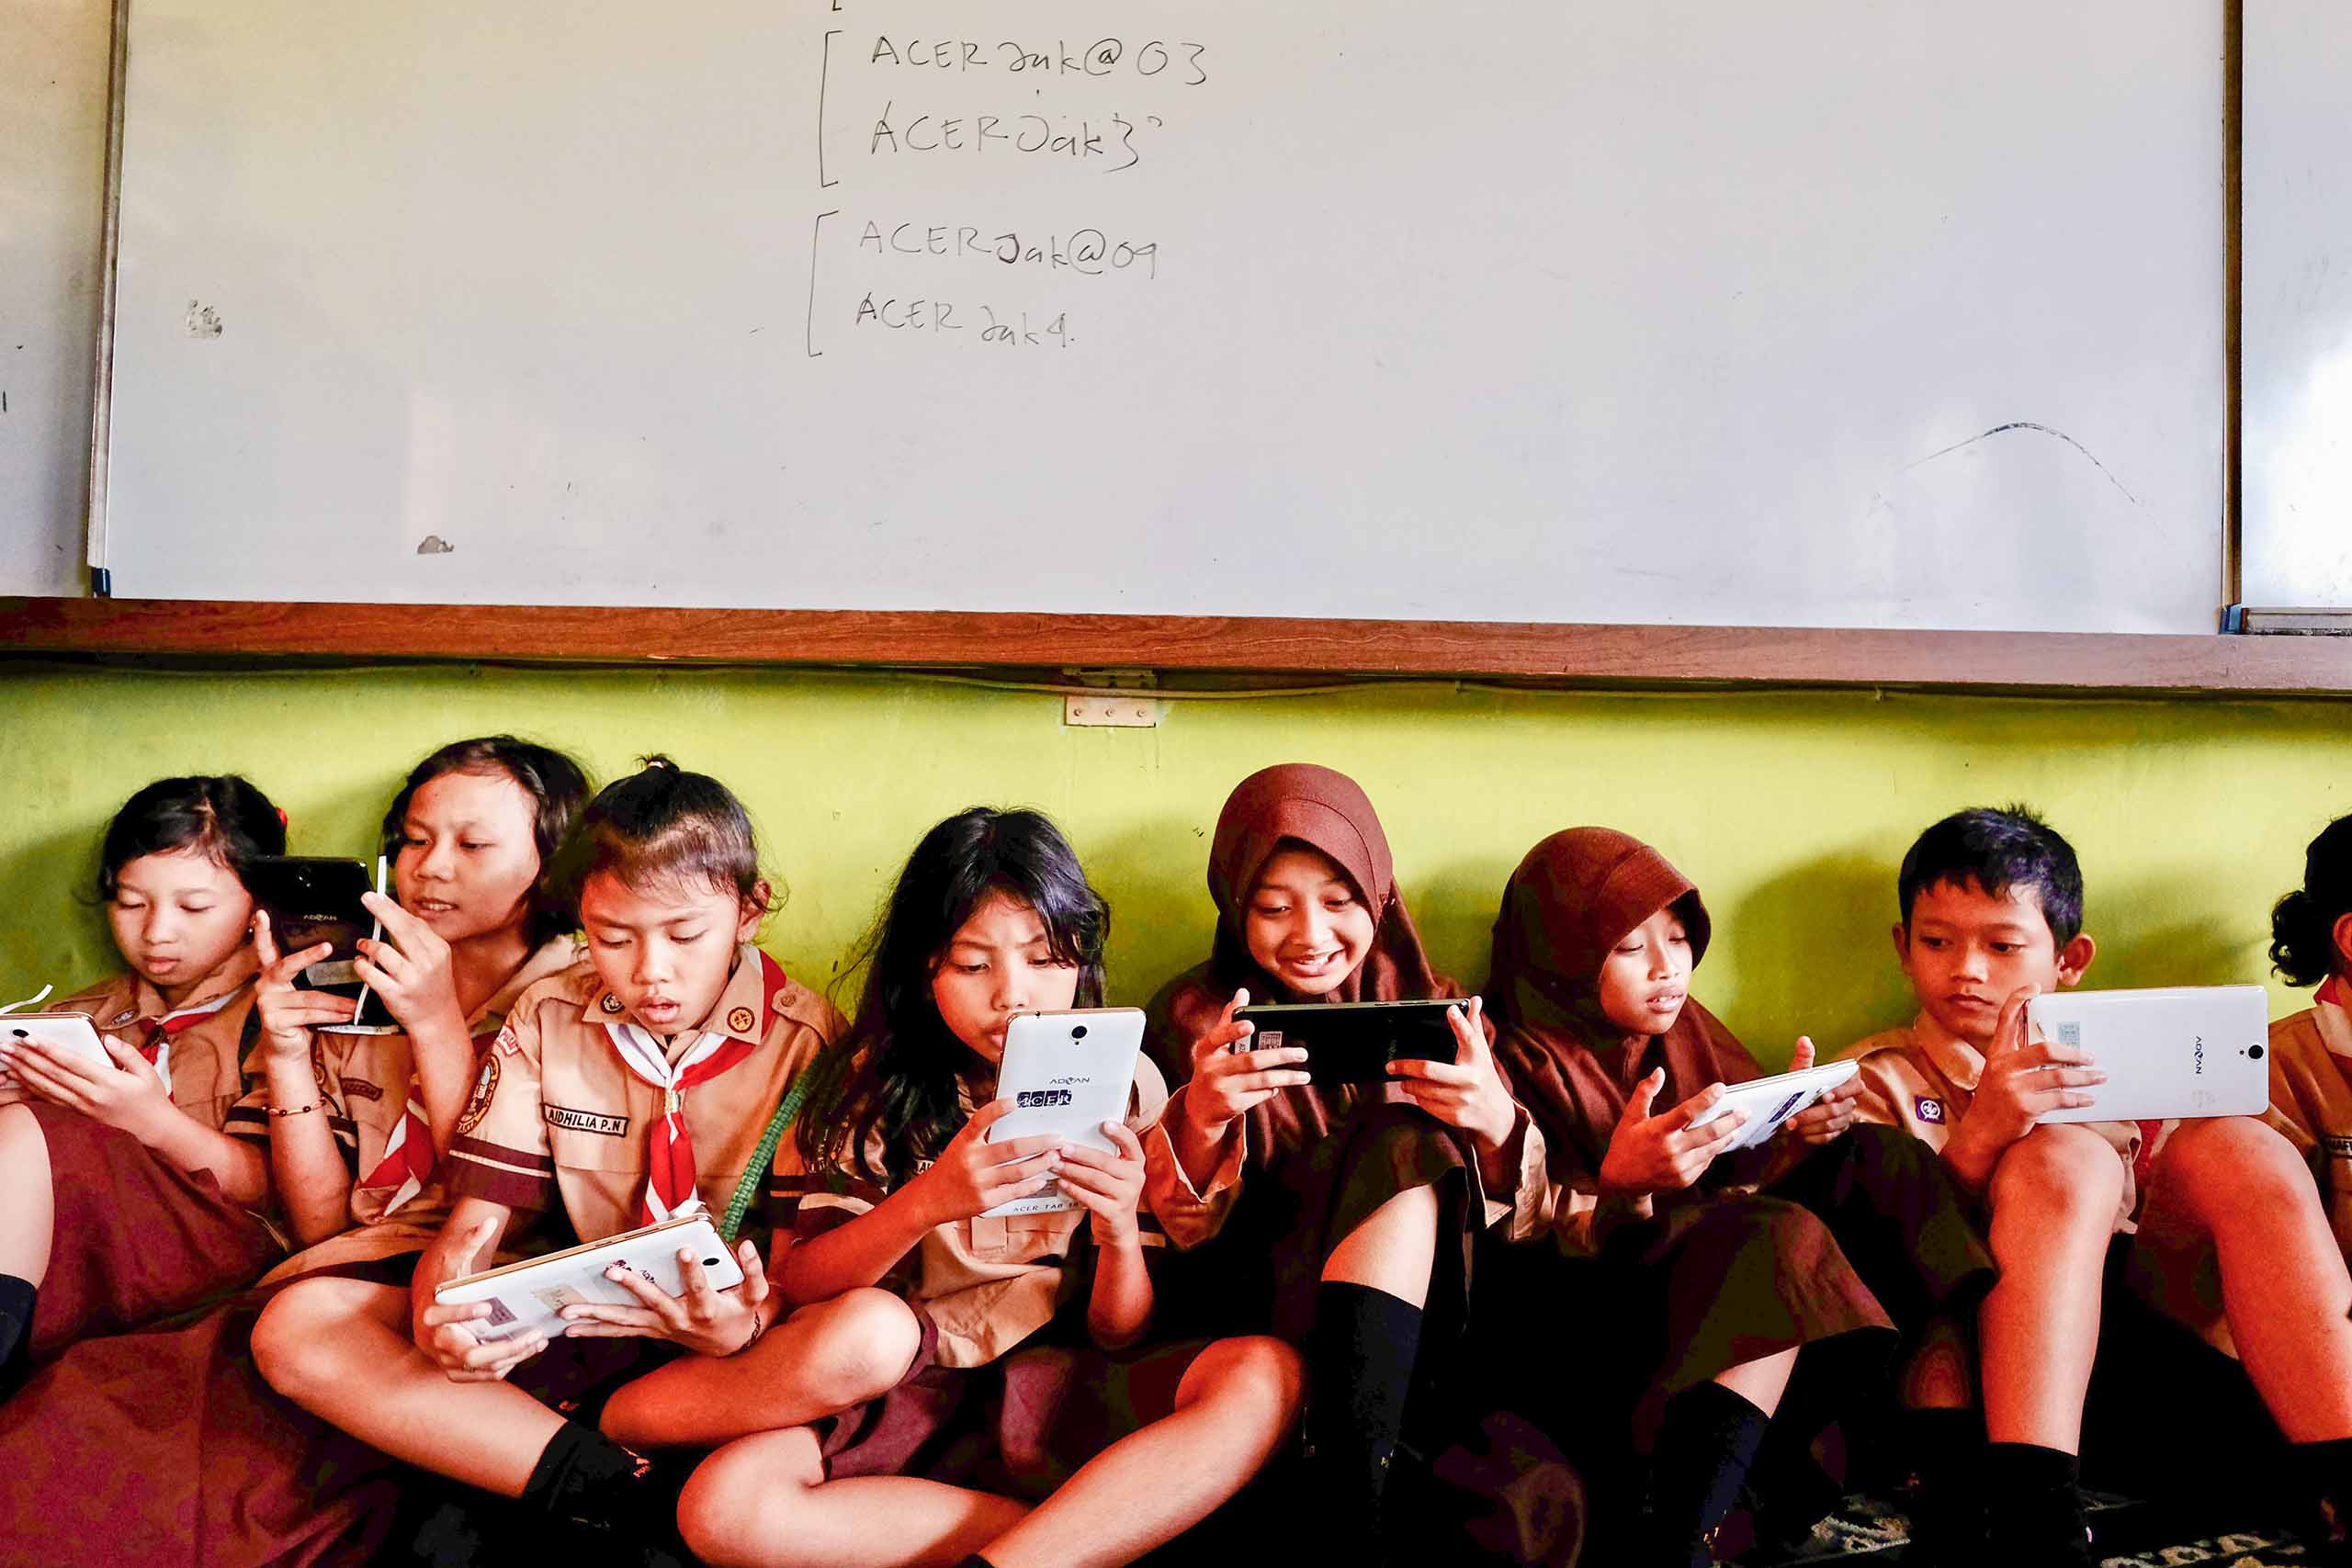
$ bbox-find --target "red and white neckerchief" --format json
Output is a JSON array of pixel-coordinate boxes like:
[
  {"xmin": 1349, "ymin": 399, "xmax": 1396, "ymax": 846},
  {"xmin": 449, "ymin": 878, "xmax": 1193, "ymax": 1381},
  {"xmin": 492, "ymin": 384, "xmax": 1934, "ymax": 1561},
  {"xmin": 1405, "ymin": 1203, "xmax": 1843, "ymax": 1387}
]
[
  {"xmin": 603, "ymin": 952, "xmax": 786, "ymax": 1225},
  {"xmin": 130, "ymin": 981, "xmax": 252, "ymax": 1095},
  {"xmin": 357, "ymin": 1026, "xmax": 500, "ymax": 1216}
]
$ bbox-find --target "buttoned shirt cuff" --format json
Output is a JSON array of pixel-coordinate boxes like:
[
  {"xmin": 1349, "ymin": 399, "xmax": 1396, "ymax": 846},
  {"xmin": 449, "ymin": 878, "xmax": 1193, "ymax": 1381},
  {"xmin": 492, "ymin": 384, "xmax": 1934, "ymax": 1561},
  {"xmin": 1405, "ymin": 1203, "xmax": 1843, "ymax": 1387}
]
[{"xmin": 1140, "ymin": 1086, "xmax": 1247, "ymax": 1250}]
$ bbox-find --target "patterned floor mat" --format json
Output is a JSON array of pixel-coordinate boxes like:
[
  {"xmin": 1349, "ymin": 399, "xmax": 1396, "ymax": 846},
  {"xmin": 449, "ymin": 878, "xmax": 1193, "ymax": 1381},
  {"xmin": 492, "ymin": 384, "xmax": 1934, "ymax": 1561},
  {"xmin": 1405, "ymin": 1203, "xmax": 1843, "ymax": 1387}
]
[{"xmin": 1756, "ymin": 1492, "xmax": 2322, "ymax": 1565}]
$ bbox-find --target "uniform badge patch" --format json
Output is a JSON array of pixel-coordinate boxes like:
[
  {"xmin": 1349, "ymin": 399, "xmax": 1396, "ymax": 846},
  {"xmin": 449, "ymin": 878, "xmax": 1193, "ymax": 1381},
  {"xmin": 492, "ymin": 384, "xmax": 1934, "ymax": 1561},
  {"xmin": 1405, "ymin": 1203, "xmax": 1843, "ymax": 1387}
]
[
  {"xmin": 1915, "ymin": 1096, "xmax": 1946, "ymax": 1124},
  {"xmin": 727, "ymin": 1006, "xmax": 756, "ymax": 1034},
  {"xmin": 457, "ymin": 1055, "xmax": 501, "ymax": 1134},
  {"xmin": 110, "ymin": 1008, "xmax": 138, "ymax": 1027},
  {"xmin": 600, "ymin": 994, "xmax": 625, "ymax": 1015},
  {"xmin": 544, "ymin": 1103, "xmax": 630, "ymax": 1137},
  {"xmin": 493, "ymin": 1022, "xmax": 522, "ymax": 1056},
  {"xmin": 338, "ymin": 1077, "xmax": 383, "ymax": 1102}
]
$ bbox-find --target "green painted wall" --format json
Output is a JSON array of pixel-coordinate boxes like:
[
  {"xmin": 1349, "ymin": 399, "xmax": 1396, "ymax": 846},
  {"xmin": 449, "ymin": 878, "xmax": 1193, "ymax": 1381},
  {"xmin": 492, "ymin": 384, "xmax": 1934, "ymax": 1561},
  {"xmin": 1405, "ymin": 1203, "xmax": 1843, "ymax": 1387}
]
[{"xmin": 3, "ymin": 662, "xmax": 2345, "ymax": 1066}]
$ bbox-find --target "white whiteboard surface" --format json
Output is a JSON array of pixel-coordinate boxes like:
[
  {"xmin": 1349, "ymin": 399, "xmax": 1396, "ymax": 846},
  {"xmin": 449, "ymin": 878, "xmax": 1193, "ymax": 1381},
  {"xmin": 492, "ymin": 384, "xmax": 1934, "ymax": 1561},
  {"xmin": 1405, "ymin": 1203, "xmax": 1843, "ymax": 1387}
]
[
  {"xmin": 2245, "ymin": 0, "xmax": 2352, "ymax": 610},
  {"xmin": 102, "ymin": 0, "xmax": 2224, "ymax": 631},
  {"xmin": 1, "ymin": 0, "xmax": 109, "ymax": 596}
]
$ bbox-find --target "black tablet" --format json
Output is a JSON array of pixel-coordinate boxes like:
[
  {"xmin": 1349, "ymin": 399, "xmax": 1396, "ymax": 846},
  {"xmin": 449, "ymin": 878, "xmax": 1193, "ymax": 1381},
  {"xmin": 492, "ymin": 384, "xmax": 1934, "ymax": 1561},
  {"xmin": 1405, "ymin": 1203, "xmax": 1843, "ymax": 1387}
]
[{"xmin": 1233, "ymin": 998, "xmax": 1464, "ymax": 1087}]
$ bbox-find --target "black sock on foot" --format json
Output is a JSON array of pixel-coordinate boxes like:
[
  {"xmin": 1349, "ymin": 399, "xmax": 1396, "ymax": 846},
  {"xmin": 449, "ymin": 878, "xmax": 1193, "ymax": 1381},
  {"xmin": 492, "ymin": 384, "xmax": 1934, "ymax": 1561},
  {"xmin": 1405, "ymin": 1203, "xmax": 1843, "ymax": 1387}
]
[
  {"xmin": 1642, "ymin": 1382, "xmax": 1770, "ymax": 1566},
  {"xmin": 1981, "ymin": 1443, "xmax": 2089, "ymax": 1565},
  {"xmin": 1900, "ymin": 1408, "xmax": 1985, "ymax": 1557},
  {"xmin": 1303, "ymin": 1281, "xmax": 1425, "ymax": 1553},
  {"xmin": 520, "ymin": 1420, "xmax": 665, "ymax": 1537},
  {"xmin": 0, "ymin": 1274, "xmax": 35, "ymax": 1396}
]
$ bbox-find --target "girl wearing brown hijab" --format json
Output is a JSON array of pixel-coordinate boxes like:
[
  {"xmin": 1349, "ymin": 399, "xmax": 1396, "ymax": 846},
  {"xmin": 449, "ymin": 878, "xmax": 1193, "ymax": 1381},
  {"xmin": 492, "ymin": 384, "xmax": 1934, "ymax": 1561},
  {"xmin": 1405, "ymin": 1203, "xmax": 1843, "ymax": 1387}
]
[
  {"xmin": 1140, "ymin": 764, "xmax": 1555, "ymax": 1562},
  {"xmin": 1482, "ymin": 828, "xmax": 1994, "ymax": 1567}
]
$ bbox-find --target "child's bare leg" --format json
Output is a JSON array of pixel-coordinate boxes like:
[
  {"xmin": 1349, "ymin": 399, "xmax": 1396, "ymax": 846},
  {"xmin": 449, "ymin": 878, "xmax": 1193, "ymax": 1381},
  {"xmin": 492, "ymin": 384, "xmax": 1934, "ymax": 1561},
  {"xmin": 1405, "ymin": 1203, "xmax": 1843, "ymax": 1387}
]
[
  {"xmin": 982, "ymin": 1335, "xmax": 1303, "ymax": 1568},
  {"xmin": 252, "ymin": 1276, "xmax": 562, "ymax": 1494},
  {"xmin": 0, "ymin": 1106, "xmax": 54, "ymax": 1287},
  {"xmin": 1900, "ymin": 1316, "xmax": 1976, "ymax": 1412},
  {"xmin": 602, "ymin": 1287, "xmax": 924, "ymax": 1449},
  {"xmin": 679, "ymin": 1427, "xmax": 1028, "ymax": 1568},
  {"xmin": 1980, "ymin": 1123, "xmax": 2122, "ymax": 1453},
  {"xmin": 1714, "ymin": 1347, "xmax": 1797, "ymax": 1416},
  {"xmin": 1320, "ymin": 1181, "xmax": 1438, "ymax": 1302},
  {"xmin": 2143, "ymin": 1116, "xmax": 2352, "ymax": 1441}
]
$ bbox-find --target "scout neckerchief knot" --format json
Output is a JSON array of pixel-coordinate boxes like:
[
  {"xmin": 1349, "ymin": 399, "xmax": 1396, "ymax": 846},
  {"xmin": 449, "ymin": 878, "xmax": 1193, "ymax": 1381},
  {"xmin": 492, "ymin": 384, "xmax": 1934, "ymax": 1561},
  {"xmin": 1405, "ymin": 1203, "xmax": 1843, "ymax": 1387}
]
[
  {"xmin": 129, "ymin": 979, "xmax": 252, "ymax": 1095},
  {"xmin": 604, "ymin": 951, "xmax": 787, "ymax": 1226},
  {"xmin": 359, "ymin": 1021, "xmax": 509, "ymax": 1216}
]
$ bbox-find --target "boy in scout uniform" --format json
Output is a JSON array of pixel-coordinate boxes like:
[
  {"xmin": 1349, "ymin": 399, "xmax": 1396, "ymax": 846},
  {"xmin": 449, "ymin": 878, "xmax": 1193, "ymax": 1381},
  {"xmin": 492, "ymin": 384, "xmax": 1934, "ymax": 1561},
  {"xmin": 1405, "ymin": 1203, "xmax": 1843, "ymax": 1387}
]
[
  {"xmin": 250, "ymin": 760, "xmax": 842, "ymax": 1555},
  {"xmin": 1841, "ymin": 806, "xmax": 2352, "ymax": 1566}
]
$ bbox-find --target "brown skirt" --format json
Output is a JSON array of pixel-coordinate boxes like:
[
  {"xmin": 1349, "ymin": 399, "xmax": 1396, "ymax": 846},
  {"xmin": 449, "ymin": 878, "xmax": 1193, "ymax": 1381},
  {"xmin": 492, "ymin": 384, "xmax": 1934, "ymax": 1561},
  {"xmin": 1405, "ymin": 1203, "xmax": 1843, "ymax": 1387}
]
[
  {"xmin": 818, "ymin": 1297, "xmax": 1218, "ymax": 1496},
  {"xmin": 26, "ymin": 1100, "xmax": 284, "ymax": 1358}
]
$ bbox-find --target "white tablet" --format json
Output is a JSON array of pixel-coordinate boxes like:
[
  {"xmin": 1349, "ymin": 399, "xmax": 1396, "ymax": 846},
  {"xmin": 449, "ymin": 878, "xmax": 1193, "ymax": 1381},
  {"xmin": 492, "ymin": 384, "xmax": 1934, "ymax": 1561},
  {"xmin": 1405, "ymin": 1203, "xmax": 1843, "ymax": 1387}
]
[
  {"xmin": 433, "ymin": 1213, "xmax": 745, "ymax": 1346},
  {"xmin": 1684, "ymin": 1060, "xmax": 1860, "ymax": 1153},
  {"xmin": 982, "ymin": 1007, "xmax": 1145, "ymax": 1217},
  {"xmin": 2028, "ymin": 985, "xmax": 2269, "ymax": 1123},
  {"xmin": 2, "ymin": 1012, "xmax": 114, "ymax": 1069}
]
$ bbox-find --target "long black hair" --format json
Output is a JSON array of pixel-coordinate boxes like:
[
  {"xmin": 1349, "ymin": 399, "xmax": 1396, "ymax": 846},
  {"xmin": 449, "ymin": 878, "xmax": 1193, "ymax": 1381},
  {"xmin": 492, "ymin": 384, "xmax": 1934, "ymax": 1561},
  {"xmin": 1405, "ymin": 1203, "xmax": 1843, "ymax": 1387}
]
[
  {"xmin": 802, "ymin": 807, "xmax": 1109, "ymax": 1188},
  {"xmin": 2273, "ymin": 814, "xmax": 2352, "ymax": 987},
  {"xmin": 380, "ymin": 736, "xmax": 592, "ymax": 947},
  {"xmin": 96, "ymin": 775, "xmax": 286, "ymax": 901}
]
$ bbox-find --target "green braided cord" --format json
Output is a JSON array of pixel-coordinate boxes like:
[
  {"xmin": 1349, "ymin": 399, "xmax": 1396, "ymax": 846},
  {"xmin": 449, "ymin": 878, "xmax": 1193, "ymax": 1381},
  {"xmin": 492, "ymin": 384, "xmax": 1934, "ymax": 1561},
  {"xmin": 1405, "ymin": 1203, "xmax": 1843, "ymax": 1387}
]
[{"xmin": 718, "ymin": 1047, "xmax": 843, "ymax": 1245}]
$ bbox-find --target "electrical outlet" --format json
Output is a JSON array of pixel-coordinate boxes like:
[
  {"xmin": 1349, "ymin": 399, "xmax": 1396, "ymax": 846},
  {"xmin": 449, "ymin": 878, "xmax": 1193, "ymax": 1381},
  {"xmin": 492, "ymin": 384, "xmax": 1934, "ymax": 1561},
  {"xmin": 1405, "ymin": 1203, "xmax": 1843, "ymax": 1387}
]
[{"xmin": 1064, "ymin": 694, "xmax": 1161, "ymax": 728}]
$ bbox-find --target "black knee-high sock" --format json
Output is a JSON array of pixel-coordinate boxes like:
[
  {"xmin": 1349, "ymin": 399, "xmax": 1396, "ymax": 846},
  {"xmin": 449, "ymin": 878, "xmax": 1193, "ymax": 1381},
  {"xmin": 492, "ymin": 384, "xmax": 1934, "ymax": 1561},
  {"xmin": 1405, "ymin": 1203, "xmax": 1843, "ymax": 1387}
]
[
  {"xmin": 519, "ymin": 1419, "xmax": 667, "ymax": 1537},
  {"xmin": 2290, "ymin": 1438, "xmax": 2352, "ymax": 1547},
  {"xmin": 1900, "ymin": 1406, "xmax": 1986, "ymax": 1556},
  {"xmin": 1304, "ymin": 1281, "xmax": 1425, "ymax": 1553},
  {"xmin": 0, "ymin": 1275, "xmax": 35, "ymax": 1397},
  {"xmin": 1641, "ymin": 1382, "xmax": 1770, "ymax": 1567}
]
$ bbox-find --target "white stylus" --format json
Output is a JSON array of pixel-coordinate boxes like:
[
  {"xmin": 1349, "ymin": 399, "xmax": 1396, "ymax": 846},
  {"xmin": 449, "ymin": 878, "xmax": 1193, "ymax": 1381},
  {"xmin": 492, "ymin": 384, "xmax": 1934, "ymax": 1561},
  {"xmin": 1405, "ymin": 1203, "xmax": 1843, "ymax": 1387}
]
[{"xmin": 350, "ymin": 854, "xmax": 389, "ymax": 1026}]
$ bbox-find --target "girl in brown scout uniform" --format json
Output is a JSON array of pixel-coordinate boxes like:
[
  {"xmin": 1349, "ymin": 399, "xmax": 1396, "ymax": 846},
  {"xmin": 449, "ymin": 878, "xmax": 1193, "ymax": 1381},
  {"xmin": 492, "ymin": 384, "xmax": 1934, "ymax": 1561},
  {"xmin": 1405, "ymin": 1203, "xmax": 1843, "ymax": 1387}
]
[
  {"xmin": 656, "ymin": 807, "xmax": 1302, "ymax": 1568},
  {"xmin": 0, "ymin": 775, "xmax": 287, "ymax": 1385},
  {"xmin": 1139, "ymin": 763, "xmax": 1553, "ymax": 1563},
  {"xmin": 253, "ymin": 758, "xmax": 845, "ymax": 1559},
  {"xmin": 0, "ymin": 735, "xmax": 591, "ymax": 1565},
  {"xmin": 1481, "ymin": 828, "xmax": 1994, "ymax": 1567}
]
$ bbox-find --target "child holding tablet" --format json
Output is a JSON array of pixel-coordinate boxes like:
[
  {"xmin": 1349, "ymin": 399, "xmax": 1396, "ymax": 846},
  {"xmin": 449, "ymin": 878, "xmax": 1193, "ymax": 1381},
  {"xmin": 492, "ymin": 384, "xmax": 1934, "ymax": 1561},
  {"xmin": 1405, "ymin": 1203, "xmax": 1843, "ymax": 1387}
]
[
  {"xmin": 1140, "ymin": 763, "xmax": 1545, "ymax": 1561},
  {"xmin": 251, "ymin": 756, "xmax": 844, "ymax": 1554},
  {"xmin": 0, "ymin": 736, "xmax": 591, "ymax": 1562},
  {"xmin": 0, "ymin": 774, "xmax": 287, "ymax": 1382},
  {"xmin": 1483, "ymin": 828, "xmax": 1990, "ymax": 1566},
  {"xmin": 1841, "ymin": 807, "xmax": 2352, "ymax": 1565},
  {"xmin": 649, "ymin": 807, "xmax": 1302, "ymax": 1568}
]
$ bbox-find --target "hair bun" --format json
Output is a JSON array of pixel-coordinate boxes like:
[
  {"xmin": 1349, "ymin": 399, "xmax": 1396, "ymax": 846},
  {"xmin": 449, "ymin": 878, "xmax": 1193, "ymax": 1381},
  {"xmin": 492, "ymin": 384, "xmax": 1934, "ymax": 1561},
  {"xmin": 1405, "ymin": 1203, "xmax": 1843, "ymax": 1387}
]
[
  {"xmin": 638, "ymin": 754, "xmax": 680, "ymax": 773},
  {"xmin": 2271, "ymin": 886, "xmax": 2333, "ymax": 987}
]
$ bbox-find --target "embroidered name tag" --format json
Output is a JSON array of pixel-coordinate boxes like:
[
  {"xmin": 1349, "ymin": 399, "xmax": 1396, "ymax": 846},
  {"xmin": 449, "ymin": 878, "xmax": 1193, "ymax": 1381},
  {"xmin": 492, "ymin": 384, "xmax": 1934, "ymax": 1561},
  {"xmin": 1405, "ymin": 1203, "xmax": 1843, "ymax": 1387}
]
[
  {"xmin": 544, "ymin": 1104, "xmax": 629, "ymax": 1137},
  {"xmin": 1915, "ymin": 1096, "xmax": 1947, "ymax": 1125},
  {"xmin": 109, "ymin": 1008, "xmax": 138, "ymax": 1027},
  {"xmin": 338, "ymin": 1077, "xmax": 384, "ymax": 1102}
]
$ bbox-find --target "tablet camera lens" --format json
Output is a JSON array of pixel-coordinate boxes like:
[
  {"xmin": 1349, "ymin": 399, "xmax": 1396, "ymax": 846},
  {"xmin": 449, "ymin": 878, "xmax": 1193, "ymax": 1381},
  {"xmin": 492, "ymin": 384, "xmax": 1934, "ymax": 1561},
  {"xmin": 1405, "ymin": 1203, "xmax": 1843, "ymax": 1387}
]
[
  {"xmin": 1071, "ymin": 1025, "xmax": 1088, "ymax": 1040},
  {"xmin": 2249, "ymin": 1043, "xmax": 2265, "ymax": 1060},
  {"xmin": 704, "ymin": 1257, "xmax": 722, "ymax": 1268},
  {"xmin": 8, "ymin": 1029, "xmax": 23, "ymax": 1039}
]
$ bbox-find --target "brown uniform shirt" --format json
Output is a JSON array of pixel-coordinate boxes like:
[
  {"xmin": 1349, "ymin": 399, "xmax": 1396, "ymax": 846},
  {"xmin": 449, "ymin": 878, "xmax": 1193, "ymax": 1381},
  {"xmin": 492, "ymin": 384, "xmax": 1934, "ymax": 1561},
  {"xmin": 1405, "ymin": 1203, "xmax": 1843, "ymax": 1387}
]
[
  {"xmin": 23, "ymin": 953, "xmax": 262, "ymax": 1133},
  {"xmin": 448, "ymin": 945, "xmax": 843, "ymax": 1247},
  {"xmin": 237, "ymin": 937, "xmax": 582, "ymax": 1280},
  {"xmin": 775, "ymin": 1059, "xmax": 1169, "ymax": 1370},
  {"xmin": 2264, "ymin": 989, "xmax": 2352, "ymax": 1259},
  {"xmin": 1839, "ymin": 1010, "xmax": 2160, "ymax": 1233}
]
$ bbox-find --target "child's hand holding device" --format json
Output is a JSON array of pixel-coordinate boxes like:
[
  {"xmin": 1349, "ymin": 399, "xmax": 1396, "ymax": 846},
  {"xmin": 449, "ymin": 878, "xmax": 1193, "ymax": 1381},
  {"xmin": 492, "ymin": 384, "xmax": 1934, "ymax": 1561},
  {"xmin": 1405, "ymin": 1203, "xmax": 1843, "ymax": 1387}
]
[
  {"xmin": 559, "ymin": 1235, "xmax": 773, "ymax": 1357},
  {"xmin": 1051, "ymin": 1121, "xmax": 1149, "ymax": 1247},
  {"xmin": 0, "ymin": 1016, "xmax": 174, "ymax": 1137},
  {"xmin": 1970, "ymin": 986, "xmax": 2104, "ymax": 1145},
  {"xmin": 1385, "ymin": 995, "xmax": 1518, "ymax": 1150},
  {"xmin": 251, "ymin": 910, "xmax": 358, "ymax": 1056},
  {"xmin": 1599, "ymin": 1070, "xmax": 1748, "ymax": 1196},
  {"xmin": 350, "ymin": 892, "xmax": 467, "ymax": 1041},
  {"xmin": 1776, "ymin": 1037, "xmax": 1861, "ymax": 1146},
  {"xmin": 1180, "ymin": 987, "xmax": 1313, "ymax": 1142},
  {"xmin": 911, "ymin": 1100, "xmax": 1066, "ymax": 1224},
  {"xmin": 414, "ymin": 1215, "xmax": 548, "ymax": 1383}
]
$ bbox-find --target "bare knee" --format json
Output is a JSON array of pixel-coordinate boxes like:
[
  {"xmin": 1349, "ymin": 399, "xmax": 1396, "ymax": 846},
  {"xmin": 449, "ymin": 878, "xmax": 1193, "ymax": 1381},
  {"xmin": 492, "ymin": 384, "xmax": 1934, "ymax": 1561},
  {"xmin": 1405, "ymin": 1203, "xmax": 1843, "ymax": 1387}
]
[
  {"xmin": 1175, "ymin": 1335, "xmax": 1306, "ymax": 1431},
  {"xmin": 797, "ymin": 1287, "xmax": 923, "ymax": 1404},
  {"xmin": 0, "ymin": 1103, "xmax": 51, "ymax": 1182},
  {"xmin": 2158, "ymin": 1116, "xmax": 2312, "ymax": 1220},
  {"xmin": 678, "ymin": 1432, "xmax": 822, "ymax": 1568},
  {"xmin": 253, "ymin": 1277, "xmax": 392, "ymax": 1404},
  {"xmin": 1990, "ymin": 1124, "xmax": 2124, "ymax": 1230}
]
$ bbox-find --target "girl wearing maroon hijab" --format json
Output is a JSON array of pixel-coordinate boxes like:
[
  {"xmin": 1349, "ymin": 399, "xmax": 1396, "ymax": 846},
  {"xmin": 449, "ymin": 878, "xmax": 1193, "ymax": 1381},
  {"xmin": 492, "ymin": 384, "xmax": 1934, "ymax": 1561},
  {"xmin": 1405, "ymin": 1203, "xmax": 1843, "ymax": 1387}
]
[
  {"xmin": 1483, "ymin": 829, "xmax": 1993, "ymax": 1566},
  {"xmin": 1140, "ymin": 764, "xmax": 1555, "ymax": 1562}
]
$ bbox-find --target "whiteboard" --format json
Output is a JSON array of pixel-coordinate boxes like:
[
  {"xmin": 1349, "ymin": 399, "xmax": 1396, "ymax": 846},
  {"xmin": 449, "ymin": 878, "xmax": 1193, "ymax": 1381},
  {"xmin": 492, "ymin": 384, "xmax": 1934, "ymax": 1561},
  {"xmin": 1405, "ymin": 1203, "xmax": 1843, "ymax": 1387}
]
[
  {"xmin": 2244, "ymin": 0, "xmax": 2352, "ymax": 610},
  {"xmin": 100, "ymin": 0, "xmax": 2225, "ymax": 632}
]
